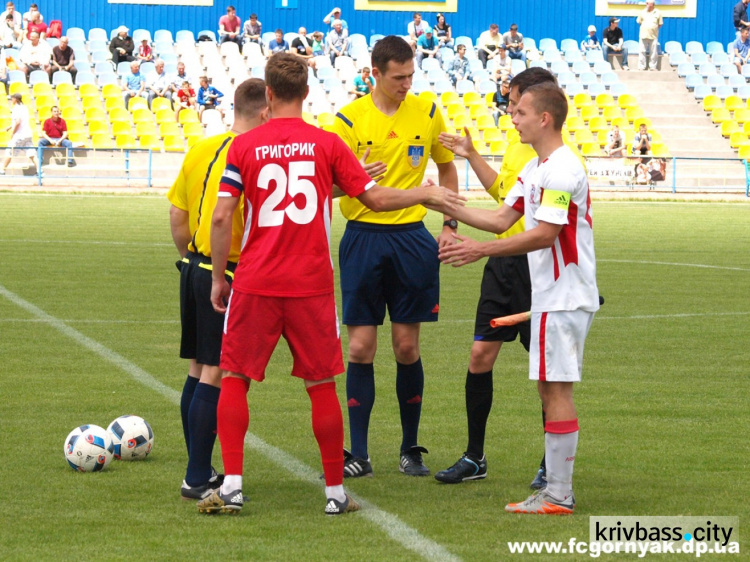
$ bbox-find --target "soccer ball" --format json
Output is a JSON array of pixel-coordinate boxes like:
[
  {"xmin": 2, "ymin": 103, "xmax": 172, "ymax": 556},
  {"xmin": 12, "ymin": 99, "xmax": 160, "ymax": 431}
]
[
  {"xmin": 107, "ymin": 415, "xmax": 154, "ymax": 461},
  {"xmin": 63, "ymin": 424, "xmax": 114, "ymax": 472}
]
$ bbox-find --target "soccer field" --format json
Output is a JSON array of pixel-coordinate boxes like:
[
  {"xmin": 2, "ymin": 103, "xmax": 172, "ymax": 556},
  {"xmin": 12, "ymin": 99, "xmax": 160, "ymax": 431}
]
[{"xmin": 0, "ymin": 193, "xmax": 748, "ymax": 561}]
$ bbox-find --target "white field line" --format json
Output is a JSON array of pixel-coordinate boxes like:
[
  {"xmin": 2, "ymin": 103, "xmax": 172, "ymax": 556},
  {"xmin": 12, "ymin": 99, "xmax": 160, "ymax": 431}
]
[
  {"xmin": 598, "ymin": 259, "xmax": 750, "ymax": 272},
  {"xmin": 0, "ymin": 238, "xmax": 173, "ymax": 247},
  {"xmin": 0, "ymin": 282, "xmax": 460, "ymax": 562}
]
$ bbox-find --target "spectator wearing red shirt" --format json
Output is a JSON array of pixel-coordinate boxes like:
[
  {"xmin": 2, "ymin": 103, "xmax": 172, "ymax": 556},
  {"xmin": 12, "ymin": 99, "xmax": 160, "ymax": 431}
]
[
  {"xmin": 137, "ymin": 38, "xmax": 153, "ymax": 62},
  {"xmin": 38, "ymin": 105, "xmax": 75, "ymax": 167},
  {"xmin": 219, "ymin": 5, "xmax": 242, "ymax": 46},
  {"xmin": 25, "ymin": 9, "xmax": 45, "ymax": 40},
  {"xmin": 176, "ymin": 80, "xmax": 196, "ymax": 122}
]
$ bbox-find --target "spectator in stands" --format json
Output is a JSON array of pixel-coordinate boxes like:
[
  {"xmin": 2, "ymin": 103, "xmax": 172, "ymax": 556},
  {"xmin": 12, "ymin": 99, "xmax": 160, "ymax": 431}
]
[
  {"xmin": 416, "ymin": 29, "xmax": 441, "ymax": 69},
  {"xmin": 175, "ymin": 79, "xmax": 196, "ymax": 122},
  {"xmin": 326, "ymin": 20, "xmax": 349, "ymax": 66},
  {"xmin": 581, "ymin": 25, "xmax": 601, "ymax": 53},
  {"xmin": 24, "ymin": 9, "xmax": 46, "ymax": 40},
  {"xmin": 407, "ymin": 12, "xmax": 430, "ymax": 49},
  {"xmin": 147, "ymin": 59, "xmax": 172, "ymax": 109},
  {"xmin": 243, "ymin": 13, "xmax": 262, "ymax": 51},
  {"xmin": 637, "ymin": 0, "xmax": 663, "ymax": 71},
  {"xmin": 122, "ymin": 60, "xmax": 146, "ymax": 107},
  {"xmin": 291, "ymin": 27, "xmax": 315, "ymax": 68},
  {"xmin": 632, "ymin": 123, "xmax": 652, "ymax": 156},
  {"xmin": 503, "ymin": 23, "xmax": 526, "ymax": 63},
  {"xmin": 22, "ymin": 2, "xmax": 42, "ymax": 30},
  {"xmin": 447, "ymin": 43, "xmax": 471, "ymax": 85},
  {"xmin": 0, "ymin": 2, "xmax": 21, "ymax": 29},
  {"xmin": 494, "ymin": 44, "xmax": 511, "ymax": 82},
  {"xmin": 267, "ymin": 28, "xmax": 289, "ymax": 57},
  {"xmin": 323, "ymin": 7, "xmax": 348, "ymax": 30},
  {"xmin": 352, "ymin": 66, "xmax": 374, "ymax": 98},
  {"xmin": 38, "ymin": 105, "xmax": 74, "ymax": 167},
  {"xmin": 433, "ymin": 13, "xmax": 453, "ymax": 49},
  {"xmin": 18, "ymin": 31, "xmax": 51, "ymax": 77},
  {"xmin": 1, "ymin": 12, "xmax": 21, "ymax": 49},
  {"xmin": 51, "ymin": 35, "xmax": 76, "ymax": 81},
  {"xmin": 734, "ymin": 27, "xmax": 750, "ymax": 73},
  {"xmin": 219, "ymin": 5, "xmax": 242, "ymax": 47},
  {"xmin": 110, "ymin": 25, "xmax": 135, "ymax": 65},
  {"xmin": 1, "ymin": 93, "xmax": 37, "ymax": 175},
  {"xmin": 734, "ymin": 0, "xmax": 750, "ymax": 38},
  {"xmin": 477, "ymin": 24, "xmax": 501, "ymax": 69},
  {"xmin": 605, "ymin": 124, "xmax": 625, "ymax": 157},
  {"xmin": 137, "ymin": 38, "xmax": 153, "ymax": 62},
  {"xmin": 171, "ymin": 61, "xmax": 194, "ymax": 93},
  {"xmin": 602, "ymin": 17, "xmax": 629, "ymax": 70},
  {"xmin": 311, "ymin": 31, "xmax": 325, "ymax": 57},
  {"xmin": 492, "ymin": 78, "xmax": 510, "ymax": 124},
  {"xmin": 197, "ymin": 75, "xmax": 224, "ymax": 119}
]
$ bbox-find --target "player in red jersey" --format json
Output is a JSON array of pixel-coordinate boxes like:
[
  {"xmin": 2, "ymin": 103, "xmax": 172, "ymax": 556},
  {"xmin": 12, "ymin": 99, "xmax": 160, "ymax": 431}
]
[{"xmin": 196, "ymin": 53, "xmax": 462, "ymax": 516}]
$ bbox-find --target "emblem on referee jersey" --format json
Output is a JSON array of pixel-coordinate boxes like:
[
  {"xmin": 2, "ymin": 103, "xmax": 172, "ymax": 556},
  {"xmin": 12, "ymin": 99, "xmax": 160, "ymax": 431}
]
[{"xmin": 407, "ymin": 145, "xmax": 424, "ymax": 168}]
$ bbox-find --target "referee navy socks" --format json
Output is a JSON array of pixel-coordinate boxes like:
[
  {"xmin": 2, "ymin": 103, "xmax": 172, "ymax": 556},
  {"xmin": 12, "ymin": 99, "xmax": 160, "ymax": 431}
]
[
  {"xmin": 180, "ymin": 375, "xmax": 199, "ymax": 454},
  {"xmin": 465, "ymin": 370, "xmax": 493, "ymax": 460},
  {"xmin": 346, "ymin": 362, "xmax": 375, "ymax": 460},
  {"xmin": 396, "ymin": 358, "xmax": 424, "ymax": 453},
  {"xmin": 185, "ymin": 382, "xmax": 220, "ymax": 487}
]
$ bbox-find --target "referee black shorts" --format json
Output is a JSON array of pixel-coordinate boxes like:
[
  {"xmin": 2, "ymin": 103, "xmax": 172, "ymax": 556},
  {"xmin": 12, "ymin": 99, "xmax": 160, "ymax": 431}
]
[
  {"xmin": 178, "ymin": 251, "xmax": 236, "ymax": 366},
  {"xmin": 473, "ymin": 254, "xmax": 532, "ymax": 351}
]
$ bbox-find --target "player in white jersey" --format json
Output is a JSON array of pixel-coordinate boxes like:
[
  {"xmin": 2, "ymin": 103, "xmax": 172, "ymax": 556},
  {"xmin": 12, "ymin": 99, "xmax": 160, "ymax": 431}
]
[{"xmin": 431, "ymin": 82, "xmax": 598, "ymax": 514}]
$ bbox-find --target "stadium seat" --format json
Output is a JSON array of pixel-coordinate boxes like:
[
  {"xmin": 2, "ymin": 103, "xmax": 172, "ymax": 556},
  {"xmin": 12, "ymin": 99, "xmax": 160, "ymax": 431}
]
[
  {"xmin": 433, "ymin": 79, "xmax": 453, "ymax": 95},
  {"xmin": 738, "ymin": 143, "xmax": 750, "ymax": 159},
  {"xmin": 734, "ymin": 107, "xmax": 750, "ymax": 123},
  {"xmin": 668, "ymin": 51, "xmax": 687, "ymax": 66},
  {"xmin": 580, "ymin": 105, "xmax": 599, "ymax": 122},
  {"xmin": 159, "ymin": 121, "xmax": 179, "ymax": 138},
  {"xmin": 721, "ymin": 120, "xmax": 739, "ymax": 136},
  {"xmin": 690, "ymin": 52, "xmax": 708, "ymax": 65},
  {"xmin": 88, "ymin": 28, "xmax": 108, "ymax": 42},
  {"xmin": 603, "ymin": 106, "xmax": 623, "ymax": 121},
  {"xmin": 625, "ymin": 106, "xmax": 644, "ymax": 122},
  {"xmin": 538, "ymin": 38, "xmax": 557, "ymax": 52},
  {"xmin": 574, "ymin": 129, "xmax": 594, "ymax": 144},
  {"xmin": 154, "ymin": 29, "xmax": 174, "ymax": 44},
  {"xmin": 716, "ymin": 85, "xmax": 734, "ymax": 99},
  {"xmin": 589, "ymin": 116, "xmax": 608, "ymax": 133},
  {"xmin": 711, "ymin": 107, "xmax": 731, "ymax": 123},
  {"xmin": 581, "ymin": 142, "xmax": 601, "ymax": 157},
  {"xmin": 685, "ymin": 74, "xmax": 704, "ymax": 90},
  {"xmin": 633, "ymin": 117, "xmax": 652, "ymax": 130},
  {"xmin": 92, "ymin": 133, "xmax": 114, "ymax": 149},
  {"xmin": 663, "ymin": 41, "xmax": 682, "ymax": 55},
  {"xmin": 133, "ymin": 29, "xmax": 152, "ymax": 44},
  {"xmin": 128, "ymin": 97, "xmax": 148, "ymax": 112},
  {"xmin": 593, "ymin": 60, "xmax": 613, "ymax": 75},
  {"xmin": 164, "ymin": 134, "xmax": 185, "ymax": 152},
  {"xmin": 109, "ymin": 107, "xmax": 131, "ymax": 123},
  {"xmin": 585, "ymin": 50, "xmax": 604, "ymax": 64},
  {"xmin": 106, "ymin": 97, "xmax": 127, "ymax": 112},
  {"xmin": 699, "ymin": 62, "xmax": 717, "ymax": 77},
  {"xmin": 713, "ymin": 52, "xmax": 730, "ymax": 66},
  {"xmin": 489, "ymin": 140, "xmax": 507, "ymax": 155},
  {"xmin": 482, "ymin": 127, "xmax": 502, "ymax": 141},
  {"xmin": 702, "ymin": 94, "xmax": 722, "ymax": 111},
  {"xmin": 178, "ymin": 109, "xmax": 200, "ymax": 124},
  {"xmin": 52, "ymin": 72, "xmax": 73, "ymax": 86},
  {"xmin": 596, "ymin": 93, "xmax": 616, "ymax": 108},
  {"xmin": 111, "ymin": 121, "xmax": 132, "ymax": 137},
  {"xmin": 97, "ymin": 72, "xmax": 119, "ymax": 87},
  {"xmin": 139, "ymin": 133, "xmax": 162, "ymax": 150},
  {"xmin": 116, "ymin": 134, "xmax": 138, "ymax": 149},
  {"xmin": 677, "ymin": 63, "xmax": 696, "ymax": 78},
  {"xmin": 729, "ymin": 131, "xmax": 747, "ymax": 148},
  {"xmin": 738, "ymin": 85, "xmax": 750, "ymax": 99},
  {"xmin": 685, "ymin": 41, "xmax": 704, "ymax": 55},
  {"xmin": 706, "ymin": 41, "xmax": 724, "ymax": 55},
  {"xmin": 617, "ymin": 93, "xmax": 637, "ymax": 109},
  {"xmin": 135, "ymin": 121, "xmax": 157, "ymax": 137},
  {"xmin": 85, "ymin": 107, "xmax": 107, "ymax": 123},
  {"xmin": 726, "ymin": 95, "xmax": 744, "ymax": 111},
  {"xmin": 477, "ymin": 80, "xmax": 496, "ymax": 95},
  {"xmin": 176, "ymin": 30, "xmax": 196, "ymax": 44},
  {"xmin": 87, "ymin": 119, "xmax": 109, "ymax": 135},
  {"xmin": 75, "ymin": 72, "xmax": 97, "ymax": 87},
  {"xmin": 580, "ymin": 72, "xmax": 597, "ymax": 89},
  {"xmin": 565, "ymin": 115, "xmax": 584, "ymax": 132}
]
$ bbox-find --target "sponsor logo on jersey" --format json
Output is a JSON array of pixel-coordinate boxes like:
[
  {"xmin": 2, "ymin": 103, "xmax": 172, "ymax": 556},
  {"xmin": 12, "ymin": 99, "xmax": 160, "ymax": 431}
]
[
  {"xmin": 387, "ymin": 130, "xmax": 398, "ymax": 139},
  {"xmin": 407, "ymin": 145, "xmax": 424, "ymax": 168}
]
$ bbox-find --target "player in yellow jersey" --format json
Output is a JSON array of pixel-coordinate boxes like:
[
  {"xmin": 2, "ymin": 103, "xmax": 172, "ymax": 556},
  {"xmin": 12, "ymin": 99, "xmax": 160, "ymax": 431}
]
[
  {"xmin": 167, "ymin": 78, "xmax": 268, "ymax": 500},
  {"xmin": 434, "ymin": 68, "xmax": 584, "ymax": 486},
  {"xmin": 333, "ymin": 35, "xmax": 459, "ymax": 477}
]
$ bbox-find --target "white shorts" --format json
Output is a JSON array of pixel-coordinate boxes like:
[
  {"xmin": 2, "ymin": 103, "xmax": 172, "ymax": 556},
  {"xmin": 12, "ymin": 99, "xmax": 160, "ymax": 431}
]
[
  {"xmin": 529, "ymin": 310, "xmax": 595, "ymax": 382},
  {"xmin": 5, "ymin": 137, "xmax": 35, "ymax": 158}
]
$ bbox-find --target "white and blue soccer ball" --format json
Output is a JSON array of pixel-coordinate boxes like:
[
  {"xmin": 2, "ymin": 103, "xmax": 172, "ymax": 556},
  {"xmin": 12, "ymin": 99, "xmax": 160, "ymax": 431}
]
[
  {"xmin": 107, "ymin": 415, "xmax": 154, "ymax": 461},
  {"xmin": 63, "ymin": 424, "xmax": 114, "ymax": 472}
]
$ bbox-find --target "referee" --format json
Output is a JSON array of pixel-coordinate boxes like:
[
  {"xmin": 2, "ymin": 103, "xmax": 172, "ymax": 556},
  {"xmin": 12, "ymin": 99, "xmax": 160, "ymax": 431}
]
[{"xmin": 167, "ymin": 78, "xmax": 268, "ymax": 500}]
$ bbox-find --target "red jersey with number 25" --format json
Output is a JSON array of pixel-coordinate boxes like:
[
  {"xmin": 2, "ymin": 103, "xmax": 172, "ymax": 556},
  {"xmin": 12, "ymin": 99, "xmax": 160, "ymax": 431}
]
[{"xmin": 219, "ymin": 117, "xmax": 375, "ymax": 297}]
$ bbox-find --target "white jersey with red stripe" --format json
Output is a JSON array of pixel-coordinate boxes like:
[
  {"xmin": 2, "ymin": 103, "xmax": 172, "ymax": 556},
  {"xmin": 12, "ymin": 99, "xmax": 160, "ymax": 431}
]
[
  {"xmin": 505, "ymin": 144, "xmax": 599, "ymax": 313},
  {"xmin": 219, "ymin": 117, "xmax": 375, "ymax": 297}
]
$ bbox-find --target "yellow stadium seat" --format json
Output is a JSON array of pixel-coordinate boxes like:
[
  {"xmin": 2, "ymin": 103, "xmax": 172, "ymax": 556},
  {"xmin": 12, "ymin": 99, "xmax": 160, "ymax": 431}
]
[
  {"xmin": 139, "ymin": 134, "xmax": 162, "ymax": 150},
  {"xmin": 484, "ymin": 93, "xmax": 495, "ymax": 108},
  {"xmin": 574, "ymin": 129, "xmax": 594, "ymax": 144},
  {"xmin": 702, "ymin": 95, "xmax": 722, "ymax": 112},
  {"xmin": 463, "ymin": 91, "xmax": 482, "ymax": 107},
  {"xmin": 472, "ymin": 140, "xmax": 488, "ymax": 155},
  {"xmin": 151, "ymin": 97, "xmax": 173, "ymax": 113},
  {"xmin": 164, "ymin": 134, "xmax": 186, "ymax": 152},
  {"xmin": 81, "ymin": 96, "xmax": 102, "ymax": 111},
  {"xmin": 476, "ymin": 114, "xmax": 495, "ymax": 131},
  {"xmin": 464, "ymin": 126, "xmax": 480, "ymax": 139},
  {"xmin": 611, "ymin": 116, "xmax": 629, "ymax": 129},
  {"xmin": 721, "ymin": 120, "xmax": 740, "ymax": 137},
  {"xmin": 61, "ymin": 107, "xmax": 83, "ymax": 121},
  {"xmin": 159, "ymin": 122, "xmax": 180, "ymax": 138},
  {"xmin": 617, "ymin": 93, "xmax": 637, "ymax": 109},
  {"xmin": 32, "ymin": 82, "xmax": 54, "ymax": 97},
  {"xmin": 625, "ymin": 106, "xmax": 645, "ymax": 122},
  {"xmin": 734, "ymin": 108, "xmax": 750, "ymax": 124},
  {"xmin": 580, "ymin": 105, "xmax": 599, "ymax": 122},
  {"xmin": 418, "ymin": 90, "xmax": 437, "ymax": 103},
  {"xmin": 483, "ymin": 127, "xmax": 502, "ymax": 142},
  {"xmin": 128, "ymin": 96, "xmax": 148, "ymax": 112},
  {"xmin": 105, "ymin": 97, "xmax": 126, "ymax": 112},
  {"xmin": 135, "ymin": 121, "xmax": 157, "ymax": 137},
  {"xmin": 91, "ymin": 133, "xmax": 114, "ymax": 149},
  {"xmin": 738, "ymin": 143, "xmax": 750, "ymax": 159},
  {"xmin": 109, "ymin": 107, "xmax": 131, "ymax": 123},
  {"xmin": 317, "ymin": 112, "xmax": 335, "ymax": 128},
  {"xmin": 633, "ymin": 117, "xmax": 652, "ymax": 131},
  {"xmin": 651, "ymin": 143, "xmax": 671, "ymax": 157},
  {"xmin": 102, "ymin": 84, "xmax": 122, "ymax": 99},
  {"xmin": 589, "ymin": 116, "xmax": 608, "ymax": 133},
  {"xmin": 595, "ymin": 93, "xmax": 615, "ymax": 109},
  {"xmin": 602, "ymin": 106, "xmax": 623, "ymax": 122},
  {"xmin": 84, "ymin": 107, "xmax": 107, "ymax": 123},
  {"xmin": 302, "ymin": 111, "xmax": 315, "ymax": 125},
  {"xmin": 58, "ymin": 95, "xmax": 80, "ymax": 112},
  {"xmin": 441, "ymin": 91, "xmax": 459, "ymax": 107},
  {"xmin": 725, "ymin": 95, "xmax": 743, "ymax": 112},
  {"xmin": 469, "ymin": 104, "xmax": 488, "ymax": 119},
  {"xmin": 506, "ymin": 128, "xmax": 520, "ymax": 143},
  {"xmin": 489, "ymin": 140, "xmax": 507, "ymax": 155},
  {"xmin": 711, "ymin": 108, "xmax": 731, "ymax": 124},
  {"xmin": 497, "ymin": 113, "xmax": 513, "ymax": 131},
  {"xmin": 566, "ymin": 104, "xmax": 578, "ymax": 120},
  {"xmin": 9, "ymin": 82, "xmax": 29, "ymax": 96},
  {"xmin": 55, "ymin": 83, "xmax": 76, "ymax": 99},
  {"xmin": 743, "ymin": 121, "xmax": 750, "ymax": 134},
  {"xmin": 178, "ymin": 109, "xmax": 200, "ymax": 124},
  {"xmin": 87, "ymin": 120, "xmax": 109, "ymax": 135},
  {"xmin": 35, "ymin": 94, "xmax": 55, "ymax": 109},
  {"xmin": 68, "ymin": 132, "xmax": 88, "ymax": 146},
  {"xmin": 596, "ymin": 129, "xmax": 609, "ymax": 146},
  {"xmin": 566, "ymin": 116, "xmax": 585, "ymax": 132},
  {"xmin": 581, "ymin": 142, "xmax": 601, "ymax": 157},
  {"xmin": 156, "ymin": 108, "xmax": 176, "ymax": 124},
  {"xmin": 0, "ymin": 83, "xmax": 6, "ymax": 97},
  {"xmin": 187, "ymin": 134, "xmax": 203, "ymax": 147},
  {"xmin": 132, "ymin": 107, "xmax": 154, "ymax": 123},
  {"xmin": 182, "ymin": 122, "xmax": 204, "ymax": 138},
  {"xmin": 453, "ymin": 114, "xmax": 471, "ymax": 131},
  {"xmin": 573, "ymin": 93, "xmax": 592, "ymax": 108},
  {"xmin": 79, "ymin": 83, "xmax": 99, "ymax": 98},
  {"xmin": 111, "ymin": 121, "xmax": 132, "ymax": 137},
  {"xmin": 116, "ymin": 134, "xmax": 138, "ymax": 149},
  {"xmin": 729, "ymin": 131, "xmax": 747, "ymax": 148},
  {"xmin": 446, "ymin": 103, "xmax": 465, "ymax": 119}
]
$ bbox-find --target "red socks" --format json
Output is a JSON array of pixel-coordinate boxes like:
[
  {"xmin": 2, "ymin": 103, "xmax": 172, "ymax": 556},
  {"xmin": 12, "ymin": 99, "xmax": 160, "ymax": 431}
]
[
  {"xmin": 217, "ymin": 376, "xmax": 250, "ymax": 476},
  {"xmin": 307, "ymin": 382, "xmax": 344, "ymax": 487}
]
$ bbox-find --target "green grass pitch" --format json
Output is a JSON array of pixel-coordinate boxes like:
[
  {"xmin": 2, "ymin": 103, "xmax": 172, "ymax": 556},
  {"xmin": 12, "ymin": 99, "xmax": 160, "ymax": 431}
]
[{"xmin": 0, "ymin": 193, "xmax": 747, "ymax": 560}]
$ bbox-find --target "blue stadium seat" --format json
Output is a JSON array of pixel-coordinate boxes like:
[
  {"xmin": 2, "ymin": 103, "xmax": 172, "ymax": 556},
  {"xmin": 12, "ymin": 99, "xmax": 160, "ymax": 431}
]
[
  {"xmin": 468, "ymin": 58, "xmax": 483, "ymax": 73},
  {"xmin": 97, "ymin": 72, "xmax": 118, "ymax": 86},
  {"xmin": 585, "ymin": 50, "xmax": 604, "ymax": 63},
  {"xmin": 538, "ymin": 38, "xmax": 557, "ymax": 52},
  {"xmin": 609, "ymin": 82, "xmax": 627, "ymax": 97},
  {"xmin": 251, "ymin": 65, "xmax": 265, "ymax": 79},
  {"xmin": 176, "ymin": 30, "xmax": 196, "ymax": 43},
  {"xmin": 721, "ymin": 63, "xmax": 739, "ymax": 76},
  {"xmin": 433, "ymin": 78, "xmax": 453, "ymax": 95},
  {"xmin": 472, "ymin": 69, "xmax": 490, "ymax": 82},
  {"xmin": 706, "ymin": 75, "xmax": 725, "ymax": 88},
  {"xmin": 421, "ymin": 58, "xmax": 441, "ymax": 72},
  {"xmin": 716, "ymin": 85, "xmax": 734, "ymax": 99},
  {"xmin": 90, "ymin": 50, "xmax": 109, "ymax": 66},
  {"xmin": 565, "ymin": 49, "xmax": 583, "ymax": 63},
  {"xmin": 95, "ymin": 61, "xmax": 115, "ymax": 75},
  {"xmin": 316, "ymin": 66, "xmax": 335, "ymax": 81},
  {"xmin": 198, "ymin": 30, "xmax": 217, "ymax": 42},
  {"xmin": 729, "ymin": 74, "xmax": 745, "ymax": 88},
  {"xmin": 47, "ymin": 38, "xmax": 59, "ymax": 50},
  {"xmin": 164, "ymin": 62, "xmax": 178, "ymax": 75},
  {"xmin": 550, "ymin": 60, "xmax": 568, "ymax": 75},
  {"xmin": 510, "ymin": 60, "xmax": 526, "ymax": 75},
  {"xmin": 411, "ymin": 77, "xmax": 431, "ymax": 94},
  {"xmin": 669, "ymin": 51, "xmax": 687, "ymax": 66},
  {"xmin": 456, "ymin": 79, "xmax": 475, "ymax": 95},
  {"xmin": 154, "ymin": 29, "xmax": 174, "ymax": 43},
  {"xmin": 712, "ymin": 52, "xmax": 730, "ymax": 65},
  {"xmin": 565, "ymin": 82, "xmax": 584, "ymax": 96},
  {"xmin": 685, "ymin": 41, "xmax": 704, "ymax": 55},
  {"xmin": 117, "ymin": 61, "xmax": 132, "ymax": 76},
  {"xmin": 427, "ymin": 68, "xmax": 447, "ymax": 83},
  {"xmin": 478, "ymin": 80, "xmax": 496, "ymax": 95},
  {"xmin": 601, "ymin": 72, "xmax": 619, "ymax": 87},
  {"xmin": 737, "ymin": 84, "xmax": 750, "ymax": 99},
  {"xmin": 73, "ymin": 60, "xmax": 92, "ymax": 72},
  {"xmin": 454, "ymin": 36, "xmax": 473, "ymax": 50},
  {"xmin": 439, "ymin": 47, "xmax": 454, "ymax": 64},
  {"xmin": 699, "ymin": 62, "xmax": 717, "ymax": 76},
  {"xmin": 663, "ymin": 40, "xmax": 682, "ymax": 55},
  {"xmin": 693, "ymin": 84, "xmax": 711, "ymax": 99},
  {"xmin": 579, "ymin": 71, "xmax": 597, "ymax": 88},
  {"xmin": 154, "ymin": 41, "xmax": 173, "ymax": 55},
  {"xmin": 593, "ymin": 60, "xmax": 612, "ymax": 74},
  {"xmin": 89, "ymin": 39, "xmax": 108, "ymax": 53},
  {"xmin": 52, "ymin": 71, "xmax": 73, "ymax": 85},
  {"xmin": 29, "ymin": 70, "xmax": 49, "ymax": 85},
  {"xmin": 8, "ymin": 69, "xmax": 25, "ymax": 84},
  {"xmin": 685, "ymin": 74, "xmax": 703, "ymax": 90},
  {"xmin": 524, "ymin": 38, "xmax": 537, "ymax": 52},
  {"xmin": 529, "ymin": 60, "xmax": 546, "ymax": 69},
  {"xmin": 133, "ymin": 29, "xmax": 152, "ymax": 44},
  {"xmin": 588, "ymin": 83, "xmax": 606, "ymax": 96},
  {"xmin": 560, "ymin": 38, "xmax": 578, "ymax": 52},
  {"xmin": 744, "ymin": 65, "xmax": 750, "ymax": 78},
  {"xmin": 88, "ymin": 28, "xmax": 108, "ymax": 42},
  {"xmin": 677, "ymin": 62, "xmax": 696, "ymax": 77},
  {"xmin": 556, "ymin": 71, "xmax": 576, "ymax": 87},
  {"xmin": 322, "ymin": 77, "xmax": 341, "ymax": 93},
  {"xmin": 75, "ymin": 71, "xmax": 96, "ymax": 86},
  {"xmin": 690, "ymin": 52, "xmax": 708, "ymax": 65},
  {"xmin": 572, "ymin": 60, "xmax": 590, "ymax": 75},
  {"xmin": 67, "ymin": 27, "xmax": 86, "ymax": 42},
  {"xmin": 369, "ymin": 34, "xmax": 384, "ymax": 49},
  {"xmin": 160, "ymin": 53, "xmax": 178, "ymax": 64},
  {"xmin": 624, "ymin": 40, "xmax": 639, "ymax": 53},
  {"xmin": 706, "ymin": 41, "xmax": 724, "ymax": 55},
  {"xmin": 543, "ymin": 49, "xmax": 562, "ymax": 63}
]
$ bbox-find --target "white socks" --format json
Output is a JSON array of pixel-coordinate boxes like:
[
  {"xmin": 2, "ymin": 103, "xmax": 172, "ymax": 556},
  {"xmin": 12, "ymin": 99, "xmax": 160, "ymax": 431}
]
[
  {"xmin": 325, "ymin": 484, "xmax": 346, "ymax": 502},
  {"xmin": 545, "ymin": 430, "xmax": 578, "ymax": 502},
  {"xmin": 222, "ymin": 475, "xmax": 243, "ymax": 495}
]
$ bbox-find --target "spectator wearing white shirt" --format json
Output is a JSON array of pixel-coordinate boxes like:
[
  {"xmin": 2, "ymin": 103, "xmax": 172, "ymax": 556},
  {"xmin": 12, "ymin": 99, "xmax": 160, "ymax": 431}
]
[
  {"xmin": 18, "ymin": 30, "xmax": 51, "ymax": 77},
  {"xmin": 407, "ymin": 12, "xmax": 430, "ymax": 50},
  {"xmin": 147, "ymin": 59, "xmax": 173, "ymax": 109},
  {"xmin": 1, "ymin": 93, "xmax": 37, "ymax": 174}
]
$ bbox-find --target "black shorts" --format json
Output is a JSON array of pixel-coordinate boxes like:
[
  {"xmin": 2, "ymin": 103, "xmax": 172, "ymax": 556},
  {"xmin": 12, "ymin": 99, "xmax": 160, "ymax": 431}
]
[
  {"xmin": 473, "ymin": 254, "xmax": 531, "ymax": 350},
  {"xmin": 178, "ymin": 251, "xmax": 236, "ymax": 366}
]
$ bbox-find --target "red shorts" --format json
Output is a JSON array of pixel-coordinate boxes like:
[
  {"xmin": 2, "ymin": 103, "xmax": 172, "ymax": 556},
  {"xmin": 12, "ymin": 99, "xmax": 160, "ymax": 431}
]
[{"xmin": 220, "ymin": 290, "xmax": 345, "ymax": 382}]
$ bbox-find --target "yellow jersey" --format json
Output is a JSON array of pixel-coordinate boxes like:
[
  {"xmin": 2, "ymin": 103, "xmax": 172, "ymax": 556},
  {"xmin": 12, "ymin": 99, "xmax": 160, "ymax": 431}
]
[
  {"xmin": 334, "ymin": 93, "xmax": 454, "ymax": 224},
  {"xmin": 166, "ymin": 131, "xmax": 245, "ymax": 263},
  {"xmin": 487, "ymin": 136, "xmax": 585, "ymax": 240}
]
